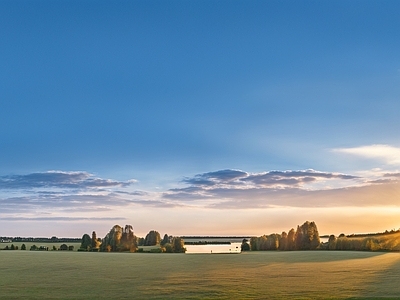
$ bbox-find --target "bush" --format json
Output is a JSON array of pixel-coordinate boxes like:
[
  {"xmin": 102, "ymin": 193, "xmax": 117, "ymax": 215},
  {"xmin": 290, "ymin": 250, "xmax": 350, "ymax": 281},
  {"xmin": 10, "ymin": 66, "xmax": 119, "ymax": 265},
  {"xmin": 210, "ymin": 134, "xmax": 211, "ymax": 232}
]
[
  {"xmin": 150, "ymin": 248, "xmax": 162, "ymax": 253},
  {"xmin": 59, "ymin": 244, "xmax": 68, "ymax": 251}
]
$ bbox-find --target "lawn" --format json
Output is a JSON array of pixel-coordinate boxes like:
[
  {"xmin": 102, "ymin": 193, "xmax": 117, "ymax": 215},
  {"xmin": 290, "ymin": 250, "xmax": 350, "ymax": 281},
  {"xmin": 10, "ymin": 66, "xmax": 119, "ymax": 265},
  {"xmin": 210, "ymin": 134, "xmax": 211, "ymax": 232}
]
[{"xmin": 0, "ymin": 251, "xmax": 399, "ymax": 299}]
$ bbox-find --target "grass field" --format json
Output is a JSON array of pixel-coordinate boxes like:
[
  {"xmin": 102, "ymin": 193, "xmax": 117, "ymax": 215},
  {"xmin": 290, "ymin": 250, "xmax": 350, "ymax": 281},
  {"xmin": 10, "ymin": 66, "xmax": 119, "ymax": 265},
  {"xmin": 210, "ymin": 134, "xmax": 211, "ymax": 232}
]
[{"xmin": 0, "ymin": 251, "xmax": 399, "ymax": 299}]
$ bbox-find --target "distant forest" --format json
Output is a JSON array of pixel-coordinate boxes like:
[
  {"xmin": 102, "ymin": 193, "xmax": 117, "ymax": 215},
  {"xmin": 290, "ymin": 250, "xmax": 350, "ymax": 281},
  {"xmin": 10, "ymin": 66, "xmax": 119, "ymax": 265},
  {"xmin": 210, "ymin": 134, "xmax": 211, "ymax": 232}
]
[{"xmin": 2, "ymin": 221, "xmax": 400, "ymax": 252}]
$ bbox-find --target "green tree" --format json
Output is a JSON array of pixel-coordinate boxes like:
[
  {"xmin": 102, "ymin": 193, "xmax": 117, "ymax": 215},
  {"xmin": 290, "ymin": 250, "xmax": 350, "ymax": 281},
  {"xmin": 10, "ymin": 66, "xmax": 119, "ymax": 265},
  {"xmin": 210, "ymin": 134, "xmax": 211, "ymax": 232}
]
[
  {"xmin": 161, "ymin": 234, "xmax": 171, "ymax": 246},
  {"xmin": 80, "ymin": 233, "xmax": 92, "ymax": 251},
  {"xmin": 59, "ymin": 244, "xmax": 68, "ymax": 251},
  {"xmin": 279, "ymin": 232, "xmax": 288, "ymax": 251},
  {"xmin": 137, "ymin": 237, "xmax": 145, "ymax": 246},
  {"xmin": 21, "ymin": 244, "xmax": 26, "ymax": 250},
  {"xmin": 241, "ymin": 239, "xmax": 250, "ymax": 251},
  {"xmin": 286, "ymin": 228, "xmax": 296, "ymax": 250},
  {"xmin": 144, "ymin": 230, "xmax": 161, "ymax": 246},
  {"xmin": 295, "ymin": 221, "xmax": 320, "ymax": 250},
  {"xmin": 10, "ymin": 244, "xmax": 15, "ymax": 250},
  {"xmin": 328, "ymin": 235, "xmax": 337, "ymax": 250},
  {"xmin": 250, "ymin": 237, "xmax": 258, "ymax": 251},
  {"xmin": 101, "ymin": 225, "xmax": 123, "ymax": 252},
  {"xmin": 266, "ymin": 234, "xmax": 280, "ymax": 250},
  {"xmin": 172, "ymin": 237, "xmax": 186, "ymax": 253},
  {"xmin": 100, "ymin": 224, "xmax": 137, "ymax": 252},
  {"xmin": 91, "ymin": 231, "xmax": 99, "ymax": 249},
  {"xmin": 259, "ymin": 235, "xmax": 268, "ymax": 250},
  {"xmin": 119, "ymin": 225, "xmax": 137, "ymax": 252},
  {"xmin": 163, "ymin": 243, "xmax": 173, "ymax": 253}
]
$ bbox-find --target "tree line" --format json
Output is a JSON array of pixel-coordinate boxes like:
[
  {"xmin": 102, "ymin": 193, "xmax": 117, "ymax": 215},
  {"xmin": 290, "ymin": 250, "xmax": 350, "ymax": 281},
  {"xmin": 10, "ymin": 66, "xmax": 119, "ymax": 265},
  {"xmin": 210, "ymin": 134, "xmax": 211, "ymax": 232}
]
[
  {"xmin": 241, "ymin": 221, "xmax": 321, "ymax": 251},
  {"xmin": 1, "ymin": 236, "xmax": 81, "ymax": 243},
  {"xmin": 1, "ymin": 243, "xmax": 74, "ymax": 251},
  {"xmin": 320, "ymin": 233, "xmax": 400, "ymax": 251},
  {"xmin": 79, "ymin": 225, "xmax": 186, "ymax": 253}
]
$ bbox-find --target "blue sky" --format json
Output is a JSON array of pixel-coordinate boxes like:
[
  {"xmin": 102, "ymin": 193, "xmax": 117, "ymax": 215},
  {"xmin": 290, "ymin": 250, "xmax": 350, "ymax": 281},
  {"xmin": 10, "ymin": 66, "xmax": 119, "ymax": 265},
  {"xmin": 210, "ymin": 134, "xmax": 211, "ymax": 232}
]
[{"xmin": 1, "ymin": 1, "xmax": 400, "ymax": 237}]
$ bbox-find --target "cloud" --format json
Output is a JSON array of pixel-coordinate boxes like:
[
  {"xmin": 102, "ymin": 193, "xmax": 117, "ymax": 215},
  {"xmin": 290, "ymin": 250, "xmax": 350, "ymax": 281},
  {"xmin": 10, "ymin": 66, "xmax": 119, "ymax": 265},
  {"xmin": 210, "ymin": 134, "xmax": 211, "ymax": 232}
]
[
  {"xmin": 207, "ymin": 180, "xmax": 400, "ymax": 209},
  {"xmin": 162, "ymin": 169, "xmax": 365, "ymax": 208},
  {"xmin": 127, "ymin": 199, "xmax": 182, "ymax": 208},
  {"xmin": 0, "ymin": 194, "xmax": 129, "ymax": 212},
  {"xmin": 0, "ymin": 171, "xmax": 135, "ymax": 190},
  {"xmin": 384, "ymin": 173, "xmax": 400, "ymax": 178},
  {"xmin": 333, "ymin": 144, "xmax": 400, "ymax": 165},
  {"xmin": 2, "ymin": 167, "xmax": 398, "ymax": 216},
  {"xmin": 182, "ymin": 169, "xmax": 248, "ymax": 186},
  {"xmin": 177, "ymin": 169, "xmax": 357, "ymax": 190},
  {"xmin": 241, "ymin": 170, "xmax": 358, "ymax": 187},
  {"xmin": 0, "ymin": 216, "xmax": 125, "ymax": 222},
  {"xmin": 0, "ymin": 171, "xmax": 146, "ymax": 218}
]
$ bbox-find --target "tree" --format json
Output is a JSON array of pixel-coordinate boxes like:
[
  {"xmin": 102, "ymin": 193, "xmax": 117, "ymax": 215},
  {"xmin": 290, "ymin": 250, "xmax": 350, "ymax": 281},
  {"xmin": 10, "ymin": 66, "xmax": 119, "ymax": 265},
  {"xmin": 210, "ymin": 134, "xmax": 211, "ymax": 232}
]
[
  {"xmin": 30, "ymin": 245, "xmax": 37, "ymax": 251},
  {"xmin": 101, "ymin": 225, "xmax": 123, "ymax": 252},
  {"xmin": 250, "ymin": 237, "xmax": 258, "ymax": 251},
  {"xmin": 286, "ymin": 228, "xmax": 296, "ymax": 250},
  {"xmin": 295, "ymin": 225, "xmax": 303, "ymax": 250},
  {"xmin": 172, "ymin": 237, "xmax": 186, "ymax": 253},
  {"xmin": 68, "ymin": 245, "xmax": 74, "ymax": 251},
  {"xmin": 10, "ymin": 244, "xmax": 15, "ymax": 250},
  {"xmin": 259, "ymin": 235, "xmax": 268, "ymax": 250},
  {"xmin": 161, "ymin": 234, "xmax": 171, "ymax": 246},
  {"xmin": 80, "ymin": 234, "xmax": 92, "ymax": 251},
  {"xmin": 137, "ymin": 237, "xmax": 145, "ymax": 246},
  {"xmin": 91, "ymin": 231, "xmax": 99, "ymax": 249},
  {"xmin": 59, "ymin": 244, "xmax": 68, "ymax": 251},
  {"xmin": 21, "ymin": 244, "xmax": 26, "ymax": 250},
  {"xmin": 279, "ymin": 232, "xmax": 288, "ymax": 251},
  {"xmin": 119, "ymin": 225, "xmax": 137, "ymax": 252},
  {"xmin": 266, "ymin": 234, "xmax": 280, "ymax": 250},
  {"xmin": 163, "ymin": 243, "xmax": 173, "ymax": 253},
  {"xmin": 241, "ymin": 239, "xmax": 250, "ymax": 251},
  {"xmin": 295, "ymin": 221, "xmax": 320, "ymax": 250},
  {"xmin": 328, "ymin": 235, "xmax": 337, "ymax": 250},
  {"xmin": 144, "ymin": 230, "xmax": 161, "ymax": 246},
  {"xmin": 100, "ymin": 224, "xmax": 137, "ymax": 252}
]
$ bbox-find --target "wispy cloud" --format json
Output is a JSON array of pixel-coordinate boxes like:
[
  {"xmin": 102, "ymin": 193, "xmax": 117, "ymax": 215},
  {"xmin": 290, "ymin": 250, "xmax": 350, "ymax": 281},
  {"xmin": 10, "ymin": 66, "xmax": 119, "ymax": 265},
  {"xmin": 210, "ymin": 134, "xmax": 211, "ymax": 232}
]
[
  {"xmin": 2, "ymin": 167, "xmax": 400, "ymax": 220},
  {"xmin": 0, "ymin": 216, "xmax": 125, "ymax": 222},
  {"xmin": 177, "ymin": 169, "xmax": 358, "ymax": 189},
  {"xmin": 333, "ymin": 144, "xmax": 400, "ymax": 165},
  {"xmin": 0, "ymin": 171, "xmax": 136, "ymax": 190},
  {"xmin": 0, "ymin": 171, "xmax": 147, "ymax": 218},
  {"xmin": 182, "ymin": 169, "xmax": 248, "ymax": 186},
  {"xmin": 241, "ymin": 170, "xmax": 358, "ymax": 187},
  {"xmin": 163, "ymin": 169, "xmax": 363, "ymax": 206}
]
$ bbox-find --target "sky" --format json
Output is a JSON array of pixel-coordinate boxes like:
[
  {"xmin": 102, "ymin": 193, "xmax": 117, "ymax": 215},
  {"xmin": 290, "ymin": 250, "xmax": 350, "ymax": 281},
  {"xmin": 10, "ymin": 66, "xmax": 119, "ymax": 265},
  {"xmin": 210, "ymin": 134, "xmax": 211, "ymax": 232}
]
[{"xmin": 1, "ymin": 0, "xmax": 400, "ymax": 238}]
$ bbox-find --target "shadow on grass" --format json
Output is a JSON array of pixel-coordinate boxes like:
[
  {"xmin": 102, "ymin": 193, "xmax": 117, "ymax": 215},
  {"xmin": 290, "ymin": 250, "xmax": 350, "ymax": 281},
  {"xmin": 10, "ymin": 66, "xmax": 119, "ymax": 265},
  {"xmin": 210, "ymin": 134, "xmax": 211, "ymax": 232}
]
[
  {"xmin": 242, "ymin": 250, "xmax": 386, "ymax": 264},
  {"xmin": 353, "ymin": 253, "xmax": 400, "ymax": 299}
]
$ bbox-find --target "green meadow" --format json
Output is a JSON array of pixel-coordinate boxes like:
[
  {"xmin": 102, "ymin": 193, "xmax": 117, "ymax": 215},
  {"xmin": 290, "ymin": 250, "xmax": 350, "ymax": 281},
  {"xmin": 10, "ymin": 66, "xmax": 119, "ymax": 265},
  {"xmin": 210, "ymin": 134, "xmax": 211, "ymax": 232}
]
[{"xmin": 1, "ymin": 251, "xmax": 399, "ymax": 299}]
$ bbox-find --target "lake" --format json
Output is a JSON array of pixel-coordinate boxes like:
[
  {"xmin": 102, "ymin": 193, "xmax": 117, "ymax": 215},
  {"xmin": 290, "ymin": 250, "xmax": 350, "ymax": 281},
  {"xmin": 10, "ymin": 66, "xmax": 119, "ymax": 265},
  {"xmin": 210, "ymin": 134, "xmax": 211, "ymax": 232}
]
[{"xmin": 185, "ymin": 242, "xmax": 242, "ymax": 254}]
